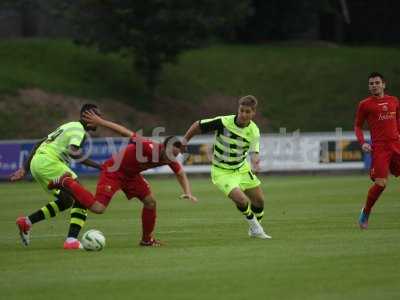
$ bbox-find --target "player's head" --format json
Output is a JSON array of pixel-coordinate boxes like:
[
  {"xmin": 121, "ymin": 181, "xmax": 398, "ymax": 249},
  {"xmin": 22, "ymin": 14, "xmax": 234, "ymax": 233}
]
[
  {"xmin": 368, "ymin": 72, "xmax": 386, "ymax": 97},
  {"xmin": 237, "ymin": 95, "xmax": 257, "ymax": 125},
  {"xmin": 80, "ymin": 103, "xmax": 100, "ymax": 131},
  {"xmin": 161, "ymin": 136, "xmax": 183, "ymax": 162}
]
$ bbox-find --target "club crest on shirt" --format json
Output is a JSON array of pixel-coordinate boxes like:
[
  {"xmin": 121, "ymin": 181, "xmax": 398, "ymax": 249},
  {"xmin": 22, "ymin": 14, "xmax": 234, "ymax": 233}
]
[{"xmin": 377, "ymin": 102, "xmax": 389, "ymax": 111}]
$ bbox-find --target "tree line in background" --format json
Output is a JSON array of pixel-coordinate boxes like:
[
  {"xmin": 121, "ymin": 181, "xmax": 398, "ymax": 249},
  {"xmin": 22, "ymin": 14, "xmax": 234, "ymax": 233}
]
[{"xmin": 1, "ymin": 0, "xmax": 400, "ymax": 93}]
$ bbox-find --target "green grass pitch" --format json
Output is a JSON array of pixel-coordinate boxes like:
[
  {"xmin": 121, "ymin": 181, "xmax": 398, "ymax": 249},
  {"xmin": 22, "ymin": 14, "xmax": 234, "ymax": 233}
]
[{"xmin": 1, "ymin": 175, "xmax": 399, "ymax": 300}]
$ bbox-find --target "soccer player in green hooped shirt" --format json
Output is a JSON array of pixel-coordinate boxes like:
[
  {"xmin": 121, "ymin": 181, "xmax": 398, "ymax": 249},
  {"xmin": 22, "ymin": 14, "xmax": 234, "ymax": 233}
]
[
  {"xmin": 10, "ymin": 103, "xmax": 102, "ymax": 249},
  {"xmin": 182, "ymin": 95, "xmax": 271, "ymax": 239}
]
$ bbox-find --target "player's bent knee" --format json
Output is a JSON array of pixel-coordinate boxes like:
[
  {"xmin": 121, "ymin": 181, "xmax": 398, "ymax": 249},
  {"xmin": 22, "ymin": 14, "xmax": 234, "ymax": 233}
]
[
  {"xmin": 89, "ymin": 202, "xmax": 106, "ymax": 214},
  {"xmin": 228, "ymin": 188, "xmax": 248, "ymax": 206},
  {"xmin": 251, "ymin": 196, "xmax": 264, "ymax": 206},
  {"xmin": 141, "ymin": 195, "xmax": 156, "ymax": 208},
  {"xmin": 375, "ymin": 178, "xmax": 387, "ymax": 187}
]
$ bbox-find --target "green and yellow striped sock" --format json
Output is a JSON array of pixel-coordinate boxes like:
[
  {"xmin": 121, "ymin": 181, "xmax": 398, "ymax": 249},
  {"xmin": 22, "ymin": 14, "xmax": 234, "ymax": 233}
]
[
  {"xmin": 251, "ymin": 204, "xmax": 264, "ymax": 222},
  {"xmin": 237, "ymin": 202, "xmax": 254, "ymax": 219},
  {"xmin": 28, "ymin": 193, "xmax": 73, "ymax": 224},
  {"xmin": 40, "ymin": 201, "xmax": 61, "ymax": 219},
  {"xmin": 68, "ymin": 202, "xmax": 88, "ymax": 239}
]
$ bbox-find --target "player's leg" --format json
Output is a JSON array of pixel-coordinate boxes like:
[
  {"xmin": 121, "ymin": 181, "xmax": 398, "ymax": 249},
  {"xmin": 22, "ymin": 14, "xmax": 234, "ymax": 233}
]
[
  {"xmin": 16, "ymin": 190, "xmax": 73, "ymax": 246},
  {"xmin": 244, "ymin": 186, "xmax": 265, "ymax": 222},
  {"xmin": 54, "ymin": 171, "xmax": 119, "ymax": 249},
  {"xmin": 121, "ymin": 175, "xmax": 161, "ymax": 246},
  {"xmin": 211, "ymin": 166, "xmax": 269, "ymax": 239},
  {"xmin": 138, "ymin": 194, "xmax": 162, "ymax": 246},
  {"xmin": 228, "ymin": 187, "xmax": 253, "ymax": 218},
  {"xmin": 359, "ymin": 148, "xmax": 390, "ymax": 229},
  {"xmin": 227, "ymin": 188, "xmax": 270, "ymax": 239},
  {"xmin": 49, "ymin": 172, "xmax": 111, "ymax": 214},
  {"xmin": 38, "ymin": 160, "xmax": 90, "ymax": 249},
  {"xmin": 240, "ymin": 168, "xmax": 271, "ymax": 238},
  {"xmin": 16, "ymin": 154, "xmax": 75, "ymax": 246},
  {"xmin": 64, "ymin": 198, "xmax": 88, "ymax": 250}
]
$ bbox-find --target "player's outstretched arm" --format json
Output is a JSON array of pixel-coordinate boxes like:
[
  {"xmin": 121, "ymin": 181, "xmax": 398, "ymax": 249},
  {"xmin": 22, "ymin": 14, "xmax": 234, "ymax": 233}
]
[
  {"xmin": 10, "ymin": 137, "xmax": 46, "ymax": 181},
  {"xmin": 175, "ymin": 170, "xmax": 198, "ymax": 203},
  {"xmin": 68, "ymin": 145, "xmax": 102, "ymax": 169},
  {"xmin": 82, "ymin": 110, "xmax": 134, "ymax": 138},
  {"xmin": 182, "ymin": 121, "xmax": 201, "ymax": 150}
]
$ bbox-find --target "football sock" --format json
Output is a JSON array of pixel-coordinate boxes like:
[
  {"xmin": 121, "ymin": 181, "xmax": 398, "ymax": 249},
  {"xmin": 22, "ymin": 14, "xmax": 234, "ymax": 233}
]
[
  {"xmin": 236, "ymin": 202, "xmax": 254, "ymax": 220},
  {"xmin": 68, "ymin": 201, "xmax": 88, "ymax": 239},
  {"xmin": 142, "ymin": 206, "xmax": 156, "ymax": 242},
  {"xmin": 251, "ymin": 204, "xmax": 264, "ymax": 222},
  {"xmin": 28, "ymin": 198, "xmax": 71, "ymax": 224},
  {"xmin": 62, "ymin": 177, "xmax": 96, "ymax": 208},
  {"xmin": 364, "ymin": 184, "xmax": 385, "ymax": 214}
]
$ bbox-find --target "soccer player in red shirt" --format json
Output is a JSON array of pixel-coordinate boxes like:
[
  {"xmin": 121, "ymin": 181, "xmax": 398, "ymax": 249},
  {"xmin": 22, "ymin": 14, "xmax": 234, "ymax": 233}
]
[
  {"xmin": 354, "ymin": 72, "xmax": 400, "ymax": 229},
  {"xmin": 49, "ymin": 112, "xmax": 197, "ymax": 246}
]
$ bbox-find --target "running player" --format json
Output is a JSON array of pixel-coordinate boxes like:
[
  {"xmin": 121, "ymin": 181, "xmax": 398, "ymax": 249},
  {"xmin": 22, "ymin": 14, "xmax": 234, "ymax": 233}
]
[
  {"xmin": 181, "ymin": 95, "xmax": 271, "ymax": 239},
  {"xmin": 355, "ymin": 72, "xmax": 400, "ymax": 229}
]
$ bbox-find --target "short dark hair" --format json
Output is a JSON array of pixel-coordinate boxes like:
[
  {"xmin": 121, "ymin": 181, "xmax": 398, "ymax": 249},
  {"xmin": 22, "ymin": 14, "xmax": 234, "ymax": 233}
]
[
  {"xmin": 238, "ymin": 95, "xmax": 258, "ymax": 109},
  {"xmin": 163, "ymin": 136, "xmax": 182, "ymax": 149},
  {"xmin": 80, "ymin": 103, "xmax": 98, "ymax": 115},
  {"xmin": 368, "ymin": 72, "xmax": 385, "ymax": 81}
]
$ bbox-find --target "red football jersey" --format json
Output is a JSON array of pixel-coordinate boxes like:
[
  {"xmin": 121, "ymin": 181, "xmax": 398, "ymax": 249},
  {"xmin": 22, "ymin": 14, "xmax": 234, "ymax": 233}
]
[
  {"xmin": 354, "ymin": 95, "xmax": 400, "ymax": 145},
  {"xmin": 103, "ymin": 137, "xmax": 182, "ymax": 176}
]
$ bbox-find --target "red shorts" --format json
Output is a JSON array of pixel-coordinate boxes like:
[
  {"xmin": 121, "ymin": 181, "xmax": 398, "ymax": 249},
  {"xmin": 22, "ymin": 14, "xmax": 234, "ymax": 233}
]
[
  {"xmin": 370, "ymin": 142, "xmax": 400, "ymax": 180},
  {"xmin": 94, "ymin": 170, "xmax": 151, "ymax": 207}
]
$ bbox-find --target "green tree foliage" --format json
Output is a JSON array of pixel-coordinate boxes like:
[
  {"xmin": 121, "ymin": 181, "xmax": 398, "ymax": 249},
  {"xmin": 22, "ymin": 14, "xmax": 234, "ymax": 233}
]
[{"xmin": 60, "ymin": 0, "xmax": 252, "ymax": 93}]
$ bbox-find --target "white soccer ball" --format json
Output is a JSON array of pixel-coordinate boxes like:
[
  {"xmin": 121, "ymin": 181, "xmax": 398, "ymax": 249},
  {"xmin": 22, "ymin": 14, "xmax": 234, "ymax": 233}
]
[{"xmin": 81, "ymin": 229, "xmax": 106, "ymax": 251}]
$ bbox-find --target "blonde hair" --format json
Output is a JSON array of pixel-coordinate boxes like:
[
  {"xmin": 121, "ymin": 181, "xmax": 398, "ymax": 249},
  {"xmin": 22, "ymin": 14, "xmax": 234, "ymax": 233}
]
[{"xmin": 238, "ymin": 95, "xmax": 258, "ymax": 108}]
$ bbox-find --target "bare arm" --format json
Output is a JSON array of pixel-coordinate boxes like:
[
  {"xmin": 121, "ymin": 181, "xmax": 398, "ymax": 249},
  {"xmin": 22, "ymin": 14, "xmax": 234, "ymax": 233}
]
[
  {"xmin": 175, "ymin": 170, "xmax": 197, "ymax": 203},
  {"xmin": 80, "ymin": 158, "xmax": 102, "ymax": 170},
  {"xmin": 250, "ymin": 152, "xmax": 261, "ymax": 173},
  {"xmin": 183, "ymin": 118, "xmax": 223, "ymax": 148},
  {"xmin": 83, "ymin": 111, "xmax": 134, "ymax": 138},
  {"xmin": 354, "ymin": 103, "xmax": 371, "ymax": 152},
  {"xmin": 182, "ymin": 121, "xmax": 202, "ymax": 146},
  {"xmin": 68, "ymin": 145, "xmax": 101, "ymax": 169}
]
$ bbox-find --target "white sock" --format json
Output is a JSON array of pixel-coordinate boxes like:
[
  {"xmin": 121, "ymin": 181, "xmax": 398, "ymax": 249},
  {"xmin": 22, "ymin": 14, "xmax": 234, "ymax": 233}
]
[
  {"xmin": 66, "ymin": 237, "xmax": 78, "ymax": 243},
  {"xmin": 246, "ymin": 217, "xmax": 259, "ymax": 227}
]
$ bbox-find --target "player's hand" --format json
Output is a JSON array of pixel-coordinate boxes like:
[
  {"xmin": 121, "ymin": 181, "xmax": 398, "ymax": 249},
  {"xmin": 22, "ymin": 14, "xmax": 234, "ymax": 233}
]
[
  {"xmin": 361, "ymin": 143, "xmax": 372, "ymax": 153},
  {"xmin": 10, "ymin": 168, "xmax": 26, "ymax": 182},
  {"xmin": 180, "ymin": 194, "xmax": 198, "ymax": 203},
  {"xmin": 82, "ymin": 110, "xmax": 104, "ymax": 126}
]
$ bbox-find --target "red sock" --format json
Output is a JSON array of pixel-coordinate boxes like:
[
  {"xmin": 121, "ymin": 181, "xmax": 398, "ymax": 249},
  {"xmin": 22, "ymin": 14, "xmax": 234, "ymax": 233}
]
[
  {"xmin": 62, "ymin": 177, "xmax": 96, "ymax": 208},
  {"xmin": 141, "ymin": 206, "xmax": 156, "ymax": 242},
  {"xmin": 364, "ymin": 184, "xmax": 385, "ymax": 214}
]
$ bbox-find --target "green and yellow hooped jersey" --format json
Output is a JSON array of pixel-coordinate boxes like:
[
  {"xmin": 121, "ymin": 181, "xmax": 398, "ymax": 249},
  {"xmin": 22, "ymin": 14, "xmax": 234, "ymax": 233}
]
[
  {"xmin": 36, "ymin": 121, "xmax": 86, "ymax": 162},
  {"xmin": 199, "ymin": 115, "xmax": 260, "ymax": 170}
]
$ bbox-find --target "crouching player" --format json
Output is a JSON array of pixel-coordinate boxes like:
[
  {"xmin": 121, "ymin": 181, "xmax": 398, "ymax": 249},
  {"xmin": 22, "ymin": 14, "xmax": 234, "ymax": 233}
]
[
  {"xmin": 10, "ymin": 104, "xmax": 102, "ymax": 249},
  {"xmin": 49, "ymin": 113, "xmax": 197, "ymax": 246}
]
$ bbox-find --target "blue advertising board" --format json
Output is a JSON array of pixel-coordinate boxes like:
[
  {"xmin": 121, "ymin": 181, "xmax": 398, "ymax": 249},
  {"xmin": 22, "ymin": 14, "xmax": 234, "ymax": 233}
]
[{"xmin": 0, "ymin": 138, "xmax": 129, "ymax": 179}]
